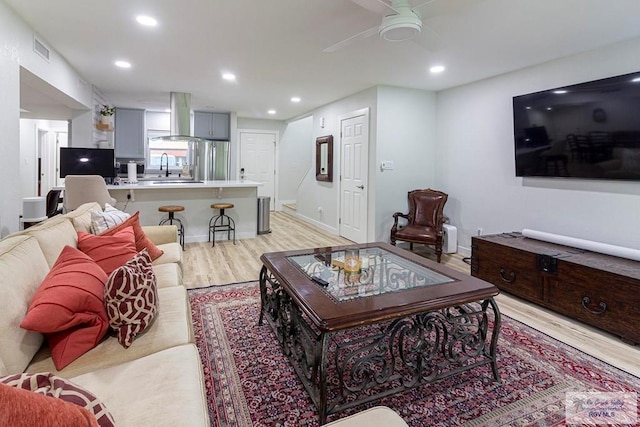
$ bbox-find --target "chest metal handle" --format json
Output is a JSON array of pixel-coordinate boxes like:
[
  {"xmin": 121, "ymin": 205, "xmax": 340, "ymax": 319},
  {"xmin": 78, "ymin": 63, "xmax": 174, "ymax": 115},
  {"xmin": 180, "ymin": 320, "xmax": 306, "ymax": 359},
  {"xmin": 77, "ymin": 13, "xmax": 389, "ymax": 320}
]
[{"xmin": 581, "ymin": 296, "xmax": 606, "ymax": 315}]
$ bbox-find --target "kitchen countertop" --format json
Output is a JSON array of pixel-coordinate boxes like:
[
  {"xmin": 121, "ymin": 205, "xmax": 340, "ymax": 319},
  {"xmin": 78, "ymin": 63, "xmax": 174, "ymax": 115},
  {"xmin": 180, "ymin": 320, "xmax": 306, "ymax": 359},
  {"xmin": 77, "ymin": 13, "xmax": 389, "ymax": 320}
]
[
  {"xmin": 106, "ymin": 179, "xmax": 263, "ymax": 190},
  {"xmin": 54, "ymin": 179, "xmax": 264, "ymax": 243}
]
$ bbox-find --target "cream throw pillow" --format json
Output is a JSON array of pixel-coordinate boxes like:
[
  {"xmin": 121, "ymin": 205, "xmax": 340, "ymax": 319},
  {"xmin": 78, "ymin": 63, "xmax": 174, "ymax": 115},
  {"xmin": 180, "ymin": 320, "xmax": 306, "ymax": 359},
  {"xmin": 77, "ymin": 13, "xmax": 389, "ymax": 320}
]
[{"xmin": 90, "ymin": 203, "xmax": 130, "ymax": 234}]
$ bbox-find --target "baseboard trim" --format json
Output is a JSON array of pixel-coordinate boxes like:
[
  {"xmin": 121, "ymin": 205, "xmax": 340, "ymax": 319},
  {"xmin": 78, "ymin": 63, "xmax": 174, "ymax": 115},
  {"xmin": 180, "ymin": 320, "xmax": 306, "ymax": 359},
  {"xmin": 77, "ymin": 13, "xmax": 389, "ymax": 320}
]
[
  {"xmin": 184, "ymin": 231, "xmax": 257, "ymax": 244},
  {"xmin": 284, "ymin": 211, "xmax": 338, "ymax": 236}
]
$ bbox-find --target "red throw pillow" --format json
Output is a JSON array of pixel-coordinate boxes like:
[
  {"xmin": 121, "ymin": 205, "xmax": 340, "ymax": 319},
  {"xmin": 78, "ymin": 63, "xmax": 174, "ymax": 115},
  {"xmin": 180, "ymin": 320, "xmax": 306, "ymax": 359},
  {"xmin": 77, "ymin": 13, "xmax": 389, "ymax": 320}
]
[
  {"xmin": 104, "ymin": 249, "xmax": 158, "ymax": 348},
  {"xmin": 20, "ymin": 246, "xmax": 110, "ymax": 370},
  {"xmin": 99, "ymin": 212, "xmax": 164, "ymax": 261},
  {"xmin": 77, "ymin": 226, "xmax": 137, "ymax": 275},
  {"xmin": 0, "ymin": 373, "xmax": 115, "ymax": 427},
  {"xmin": 0, "ymin": 383, "xmax": 99, "ymax": 427}
]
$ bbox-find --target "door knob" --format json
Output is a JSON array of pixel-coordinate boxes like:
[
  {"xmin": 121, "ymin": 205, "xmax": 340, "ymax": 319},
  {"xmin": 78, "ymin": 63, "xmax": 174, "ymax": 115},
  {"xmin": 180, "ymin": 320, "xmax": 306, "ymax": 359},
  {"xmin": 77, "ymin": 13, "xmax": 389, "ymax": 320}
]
[{"xmin": 357, "ymin": 185, "xmax": 364, "ymax": 189}]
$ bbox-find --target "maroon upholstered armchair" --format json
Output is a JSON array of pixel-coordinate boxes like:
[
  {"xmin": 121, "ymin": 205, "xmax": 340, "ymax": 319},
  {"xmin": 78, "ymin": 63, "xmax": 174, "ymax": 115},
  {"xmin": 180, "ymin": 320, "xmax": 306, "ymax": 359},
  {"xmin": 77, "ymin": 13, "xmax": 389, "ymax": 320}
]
[{"xmin": 390, "ymin": 189, "xmax": 448, "ymax": 263}]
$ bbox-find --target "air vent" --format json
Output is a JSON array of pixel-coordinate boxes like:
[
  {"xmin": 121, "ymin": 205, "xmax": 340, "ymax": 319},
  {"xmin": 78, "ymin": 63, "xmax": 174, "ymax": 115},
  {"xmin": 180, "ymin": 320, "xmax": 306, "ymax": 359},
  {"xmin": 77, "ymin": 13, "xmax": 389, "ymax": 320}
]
[{"xmin": 33, "ymin": 36, "xmax": 50, "ymax": 61}]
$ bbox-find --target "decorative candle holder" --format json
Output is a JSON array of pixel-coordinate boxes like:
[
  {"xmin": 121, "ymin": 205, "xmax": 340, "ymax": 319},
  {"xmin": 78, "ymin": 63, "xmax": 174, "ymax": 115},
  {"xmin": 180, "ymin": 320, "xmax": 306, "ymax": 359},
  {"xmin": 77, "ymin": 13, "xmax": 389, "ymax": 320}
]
[
  {"xmin": 344, "ymin": 247, "xmax": 361, "ymax": 284},
  {"xmin": 358, "ymin": 255, "xmax": 375, "ymax": 284}
]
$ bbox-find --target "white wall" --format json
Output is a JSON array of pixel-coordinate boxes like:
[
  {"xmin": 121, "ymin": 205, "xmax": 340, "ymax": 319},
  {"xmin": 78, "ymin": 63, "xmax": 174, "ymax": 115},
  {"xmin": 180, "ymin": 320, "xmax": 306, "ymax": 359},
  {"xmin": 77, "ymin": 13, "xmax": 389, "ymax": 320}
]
[
  {"xmin": 237, "ymin": 117, "xmax": 285, "ymax": 134},
  {"xmin": 19, "ymin": 120, "xmax": 37, "ymax": 199},
  {"xmin": 375, "ymin": 86, "xmax": 437, "ymax": 241},
  {"xmin": 19, "ymin": 119, "xmax": 68, "ymax": 200},
  {"xmin": 294, "ymin": 87, "xmax": 378, "ymax": 235},
  {"xmin": 1, "ymin": 3, "xmax": 25, "ymax": 236},
  {"xmin": 1, "ymin": 2, "xmax": 92, "ymax": 236},
  {"xmin": 282, "ymin": 86, "xmax": 438, "ymax": 242},
  {"xmin": 437, "ymin": 37, "xmax": 640, "ymax": 253},
  {"xmin": 278, "ymin": 115, "xmax": 313, "ymax": 208}
]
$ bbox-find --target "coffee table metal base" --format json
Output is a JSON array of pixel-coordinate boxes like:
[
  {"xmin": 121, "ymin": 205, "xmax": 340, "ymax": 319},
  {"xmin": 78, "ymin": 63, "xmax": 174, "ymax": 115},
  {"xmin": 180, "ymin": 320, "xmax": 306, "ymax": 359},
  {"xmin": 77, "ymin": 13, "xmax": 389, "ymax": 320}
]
[{"xmin": 259, "ymin": 266, "xmax": 501, "ymax": 424}]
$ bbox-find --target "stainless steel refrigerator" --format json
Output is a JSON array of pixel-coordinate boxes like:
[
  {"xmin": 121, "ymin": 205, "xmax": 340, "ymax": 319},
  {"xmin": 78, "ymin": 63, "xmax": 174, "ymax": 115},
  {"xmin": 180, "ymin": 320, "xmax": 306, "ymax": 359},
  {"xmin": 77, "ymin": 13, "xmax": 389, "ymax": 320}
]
[{"xmin": 188, "ymin": 139, "xmax": 230, "ymax": 181}]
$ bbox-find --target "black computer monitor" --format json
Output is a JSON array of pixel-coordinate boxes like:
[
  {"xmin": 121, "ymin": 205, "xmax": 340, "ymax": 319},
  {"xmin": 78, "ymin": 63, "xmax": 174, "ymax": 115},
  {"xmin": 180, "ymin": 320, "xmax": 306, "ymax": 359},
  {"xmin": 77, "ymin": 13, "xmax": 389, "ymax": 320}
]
[{"xmin": 59, "ymin": 147, "xmax": 115, "ymax": 178}]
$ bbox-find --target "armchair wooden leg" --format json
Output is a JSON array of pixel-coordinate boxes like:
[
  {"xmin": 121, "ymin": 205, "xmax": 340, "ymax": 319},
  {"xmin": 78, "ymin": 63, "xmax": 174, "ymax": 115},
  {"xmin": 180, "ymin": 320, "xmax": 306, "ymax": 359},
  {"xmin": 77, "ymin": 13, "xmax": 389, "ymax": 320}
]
[
  {"xmin": 409, "ymin": 243, "xmax": 414, "ymax": 250},
  {"xmin": 436, "ymin": 245, "xmax": 443, "ymax": 263}
]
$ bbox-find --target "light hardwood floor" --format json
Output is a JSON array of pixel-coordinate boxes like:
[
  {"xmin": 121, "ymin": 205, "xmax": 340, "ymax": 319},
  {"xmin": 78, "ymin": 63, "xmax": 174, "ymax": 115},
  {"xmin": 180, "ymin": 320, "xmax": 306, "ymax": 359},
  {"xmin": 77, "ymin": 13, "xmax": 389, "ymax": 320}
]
[{"xmin": 182, "ymin": 211, "xmax": 639, "ymax": 377}]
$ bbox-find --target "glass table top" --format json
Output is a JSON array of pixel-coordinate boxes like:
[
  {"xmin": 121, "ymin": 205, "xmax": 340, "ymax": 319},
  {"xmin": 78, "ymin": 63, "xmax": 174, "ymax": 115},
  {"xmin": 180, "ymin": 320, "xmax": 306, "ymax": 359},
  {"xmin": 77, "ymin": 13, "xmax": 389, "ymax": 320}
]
[{"xmin": 287, "ymin": 247, "xmax": 455, "ymax": 302}]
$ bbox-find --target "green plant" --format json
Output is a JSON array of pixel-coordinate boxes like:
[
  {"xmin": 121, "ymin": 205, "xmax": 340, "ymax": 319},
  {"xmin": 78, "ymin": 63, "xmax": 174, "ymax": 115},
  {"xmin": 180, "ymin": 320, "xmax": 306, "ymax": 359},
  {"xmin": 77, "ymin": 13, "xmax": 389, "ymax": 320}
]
[{"xmin": 99, "ymin": 104, "xmax": 115, "ymax": 116}]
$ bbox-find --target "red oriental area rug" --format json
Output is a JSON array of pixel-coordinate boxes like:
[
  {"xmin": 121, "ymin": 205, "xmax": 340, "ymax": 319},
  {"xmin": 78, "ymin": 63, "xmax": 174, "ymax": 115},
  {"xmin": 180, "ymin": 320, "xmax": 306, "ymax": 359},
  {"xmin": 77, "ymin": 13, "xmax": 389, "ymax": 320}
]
[{"xmin": 189, "ymin": 281, "xmax": 639, "ymax": 426}]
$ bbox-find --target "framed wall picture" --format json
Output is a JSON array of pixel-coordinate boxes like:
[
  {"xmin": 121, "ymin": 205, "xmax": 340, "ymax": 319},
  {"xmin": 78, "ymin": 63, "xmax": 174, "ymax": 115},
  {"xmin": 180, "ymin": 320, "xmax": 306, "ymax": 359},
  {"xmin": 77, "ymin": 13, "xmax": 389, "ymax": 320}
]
[{"xmin": 316, "ymin": 135, "xmax": 333, "ymax": 182}]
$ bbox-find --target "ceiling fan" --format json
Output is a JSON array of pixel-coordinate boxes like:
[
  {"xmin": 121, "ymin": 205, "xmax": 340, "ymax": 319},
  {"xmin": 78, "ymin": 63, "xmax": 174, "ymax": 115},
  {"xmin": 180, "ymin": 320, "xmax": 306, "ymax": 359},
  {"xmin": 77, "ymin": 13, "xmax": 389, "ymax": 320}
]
[{"xmin": 323, "ymin": 0, "xmax": 439, "ymax": 53}]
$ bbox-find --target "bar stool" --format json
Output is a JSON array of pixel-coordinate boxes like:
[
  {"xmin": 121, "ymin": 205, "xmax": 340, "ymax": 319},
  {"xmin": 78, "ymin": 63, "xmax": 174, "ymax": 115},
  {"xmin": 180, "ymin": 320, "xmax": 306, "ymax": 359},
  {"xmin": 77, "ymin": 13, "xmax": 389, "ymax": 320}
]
[
  {"xmin": 209, "ymin": 203, "xmax": 236, "ymax": 246},
  {"xmin": 159, "ymin": 205, "xmax": 185, "ymax": 250}
]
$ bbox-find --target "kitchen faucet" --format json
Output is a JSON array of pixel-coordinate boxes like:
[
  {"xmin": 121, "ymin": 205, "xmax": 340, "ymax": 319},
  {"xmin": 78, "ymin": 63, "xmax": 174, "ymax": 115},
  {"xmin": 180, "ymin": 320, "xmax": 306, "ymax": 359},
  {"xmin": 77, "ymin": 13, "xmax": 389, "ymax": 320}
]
[{"xmin": 160, "ymin": 152, "xmax": 170, "ymax": 177}]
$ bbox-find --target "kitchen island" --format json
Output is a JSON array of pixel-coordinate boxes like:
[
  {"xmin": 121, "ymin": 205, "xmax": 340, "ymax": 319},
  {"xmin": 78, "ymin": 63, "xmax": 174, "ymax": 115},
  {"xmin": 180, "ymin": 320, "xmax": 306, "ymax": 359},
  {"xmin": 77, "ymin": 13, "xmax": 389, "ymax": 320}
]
[{"xmin": 105, "ymin": 180, "xmax": 263, "ymax": 243}]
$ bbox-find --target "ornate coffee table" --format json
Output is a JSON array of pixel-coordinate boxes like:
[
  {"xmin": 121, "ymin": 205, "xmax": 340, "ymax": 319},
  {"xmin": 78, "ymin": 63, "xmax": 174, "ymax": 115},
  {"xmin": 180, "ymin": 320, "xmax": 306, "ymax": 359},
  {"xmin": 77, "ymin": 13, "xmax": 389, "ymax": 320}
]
[{"xmin": 259, "ymin": 242, "xmax": 501, "ymax": 424}]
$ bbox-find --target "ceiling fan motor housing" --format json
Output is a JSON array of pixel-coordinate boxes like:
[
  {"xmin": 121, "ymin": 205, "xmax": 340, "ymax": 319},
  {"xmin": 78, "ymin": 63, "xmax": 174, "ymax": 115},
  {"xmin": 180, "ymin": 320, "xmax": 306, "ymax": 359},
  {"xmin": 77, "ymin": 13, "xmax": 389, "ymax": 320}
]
[{"xmin": 379, "ymin": 1, "xmax": 422, "ymax": 42}]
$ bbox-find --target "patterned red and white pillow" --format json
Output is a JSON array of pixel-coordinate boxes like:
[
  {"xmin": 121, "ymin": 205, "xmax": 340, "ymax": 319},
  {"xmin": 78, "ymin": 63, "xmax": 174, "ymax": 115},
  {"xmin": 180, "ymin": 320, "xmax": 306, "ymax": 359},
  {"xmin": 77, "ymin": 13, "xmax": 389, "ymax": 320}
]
[
  {"xmin": 0, "ymin": 372, "xmax": 115, "ymax": 427},
  {"xmin": 104, "ymin": 248, "xmax": 158, "ymax": 348}
]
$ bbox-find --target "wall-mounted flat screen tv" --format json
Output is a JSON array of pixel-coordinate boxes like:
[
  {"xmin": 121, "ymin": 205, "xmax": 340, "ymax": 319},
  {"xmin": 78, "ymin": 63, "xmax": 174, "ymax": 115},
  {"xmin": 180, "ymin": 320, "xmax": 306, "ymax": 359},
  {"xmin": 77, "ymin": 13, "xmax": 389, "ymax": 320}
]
[
  {"xmin": 513, "ymin": 71, "xmax": 640, "ymax": 181},
  {"xmin": 60, "ymin": 147, "xmax": 115, "ymax": 178}
]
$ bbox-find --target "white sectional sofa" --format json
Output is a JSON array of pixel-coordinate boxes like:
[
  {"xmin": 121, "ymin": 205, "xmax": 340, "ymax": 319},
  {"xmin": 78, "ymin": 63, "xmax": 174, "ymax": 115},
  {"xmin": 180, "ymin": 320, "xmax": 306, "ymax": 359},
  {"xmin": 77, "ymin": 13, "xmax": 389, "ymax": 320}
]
[
  {"xmin": 0, "ymin": 201, "xmax": 410, "ymax": 426},
  {"xmin": 0, "ymin": 202, "xmax": 209, "ymax": 426}
]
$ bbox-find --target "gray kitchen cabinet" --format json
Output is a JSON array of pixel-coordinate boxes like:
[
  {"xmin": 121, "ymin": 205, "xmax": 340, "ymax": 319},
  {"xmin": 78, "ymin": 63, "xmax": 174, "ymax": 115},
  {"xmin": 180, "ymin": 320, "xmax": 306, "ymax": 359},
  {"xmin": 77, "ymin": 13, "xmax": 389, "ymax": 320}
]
[
  {"xmin": 194, "ymin": 111, "xmax": 230, "ymax": 140},
  {"xmin": 115, "ymin": 108, "xmax": 145, "ymax": 158}
]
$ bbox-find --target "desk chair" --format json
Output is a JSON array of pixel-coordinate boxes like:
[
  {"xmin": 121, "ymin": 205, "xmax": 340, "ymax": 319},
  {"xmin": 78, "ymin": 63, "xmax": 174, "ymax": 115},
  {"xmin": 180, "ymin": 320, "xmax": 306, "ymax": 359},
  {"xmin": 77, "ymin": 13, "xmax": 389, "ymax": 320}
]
[{"xmin": 63, "ymin": 175, "xmax": 117, "ymax": 211}]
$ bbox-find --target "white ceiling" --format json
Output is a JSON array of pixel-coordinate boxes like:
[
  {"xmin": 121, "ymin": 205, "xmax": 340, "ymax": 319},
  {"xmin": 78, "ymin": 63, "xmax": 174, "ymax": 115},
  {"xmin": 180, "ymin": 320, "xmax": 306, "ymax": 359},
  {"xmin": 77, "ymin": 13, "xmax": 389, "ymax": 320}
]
[{"xmin": 8, "ymin": 0, "xmax": 640, "ymax": 121}]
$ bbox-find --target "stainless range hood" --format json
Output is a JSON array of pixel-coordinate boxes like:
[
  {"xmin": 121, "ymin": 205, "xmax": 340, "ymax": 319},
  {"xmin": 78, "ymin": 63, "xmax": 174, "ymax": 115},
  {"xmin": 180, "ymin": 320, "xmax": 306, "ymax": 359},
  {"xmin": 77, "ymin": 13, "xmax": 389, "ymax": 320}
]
[
  {"xmin": 150, "ymin": 92, "xmax": 230, "ymax": 181},
  {"xmin": 170, "ymin": 92, "xmax": 192, "ymax": 138},
  {"xmin": 152, "ymin": 91, "xmax": 206, "ymax": 142}
]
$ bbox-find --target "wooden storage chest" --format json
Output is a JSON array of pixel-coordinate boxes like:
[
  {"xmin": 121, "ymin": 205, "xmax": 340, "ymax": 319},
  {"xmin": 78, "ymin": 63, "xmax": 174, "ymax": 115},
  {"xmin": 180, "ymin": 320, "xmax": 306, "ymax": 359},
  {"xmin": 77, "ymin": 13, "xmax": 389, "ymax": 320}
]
[{"xmin": 471, "ymin": 233, "xmax": 640, "ymax": 345}]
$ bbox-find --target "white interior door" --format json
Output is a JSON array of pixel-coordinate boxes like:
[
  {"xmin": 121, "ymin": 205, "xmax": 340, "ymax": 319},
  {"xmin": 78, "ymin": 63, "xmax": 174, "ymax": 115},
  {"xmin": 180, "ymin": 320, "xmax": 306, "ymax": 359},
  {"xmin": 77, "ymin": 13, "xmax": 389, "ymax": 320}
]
[
  {"xmin": 239, "ymin": 131, "xmax": 276, "ymax": 209},
  {"xmin": 339, "ymin": 111, "xmax": 368, "ymax": 243}
]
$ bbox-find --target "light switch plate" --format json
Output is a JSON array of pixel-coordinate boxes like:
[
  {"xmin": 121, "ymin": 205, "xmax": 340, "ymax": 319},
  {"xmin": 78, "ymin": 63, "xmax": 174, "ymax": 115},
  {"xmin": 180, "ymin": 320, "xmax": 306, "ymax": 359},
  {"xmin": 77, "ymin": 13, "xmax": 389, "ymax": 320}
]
[{"xmin": 381, "ymin": 160, "xmax": 394, "ymax": 170}]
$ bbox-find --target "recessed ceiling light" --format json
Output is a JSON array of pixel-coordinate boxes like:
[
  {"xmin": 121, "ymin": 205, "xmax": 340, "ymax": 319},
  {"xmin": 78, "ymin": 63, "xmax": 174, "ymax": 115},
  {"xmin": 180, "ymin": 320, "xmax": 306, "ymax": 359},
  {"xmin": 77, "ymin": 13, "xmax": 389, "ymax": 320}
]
[
  {"xmin": 525, "ymin": 106, "xmax": 532, "ymax": 110},
  {"xmin": 291, "ymin": 96, "xmax": 301, "ymax": 103},
  {"xmin": 429, "ymin": 65, "xmax": 445, "ymax": 74},
  {"xmin": 547, "ymin": 107, "xmax": 553, "ymax": 111},
  {"xmin": 115, "ymin": 60, "xmax": 131, "ymax": 68},
  {"xmin": 553, "ymin": 90, "xmax": 567, "ymax": 94},
  {"xmin": 136, "ymin": 15, "xmax": 157, "ymax": 26},
  {"xmin": 267, "ymin": 109, "xmax": 276, "ymax": 115},
  {"xmin": 222, "ymin": 73, "xmax": 236, "ymax": 81}
]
